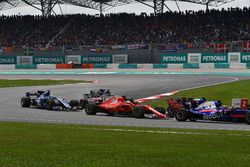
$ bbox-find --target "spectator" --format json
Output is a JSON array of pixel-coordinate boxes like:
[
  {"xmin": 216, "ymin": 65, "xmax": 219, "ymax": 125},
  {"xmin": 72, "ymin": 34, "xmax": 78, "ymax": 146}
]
[{"xmin": 0, "ymin": 7, "xmax": 249, "ymax": 48}]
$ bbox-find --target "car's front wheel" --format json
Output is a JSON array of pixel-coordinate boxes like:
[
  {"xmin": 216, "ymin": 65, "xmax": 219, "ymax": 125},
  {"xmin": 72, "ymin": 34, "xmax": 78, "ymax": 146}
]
[
  {"xmin": 175, "ymin": 110, "xmax": 188, "ymax": 121},
  {"xmin": 245, "ymin": 112, "xmax": 250, "ymax": 125},
  {"xmin": 85, "ymin": 104, "xmax": 98, "ymax": 115},
  {"xmin": 132, "ymin": 106, "xmax": 145, "ymax": 118}
]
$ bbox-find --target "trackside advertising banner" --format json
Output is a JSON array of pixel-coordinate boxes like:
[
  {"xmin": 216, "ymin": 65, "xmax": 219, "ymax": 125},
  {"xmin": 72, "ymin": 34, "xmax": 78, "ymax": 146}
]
[
  {"xmin": 201, "ymin": 53, "xmax": 228, "ymax": 63},
  {"xmin": 33, "ymin": 56, "xmax": 65, "ymax": 64},
  {"xmin": 0, "ymin": 56, "xmax": 16, "ymax": 64},
  {"xmin": 161, "ymin": 53, "xmax": 187, "ymax": 63},
  {"xmin": 240, "ymin": 52, "xmax": 250, "ymax": 63},
  {"xmin": 81, "ymin": 54, "xmax": 112, "ymax": 63}
]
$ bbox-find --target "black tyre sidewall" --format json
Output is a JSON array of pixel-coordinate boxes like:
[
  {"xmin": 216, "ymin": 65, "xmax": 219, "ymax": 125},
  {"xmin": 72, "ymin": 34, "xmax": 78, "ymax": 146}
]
[
  {"xmin": 175, "ymin": 111, "xmax": 188, "ymax": 121},
  {"xmin": 21, "ymin": 97, "xmax": 31, "ymax": 107},
  {"xmin": 133, "ymin": 107, "xmax": 144, "ymax": 118},
  {"xmin": 85, "ymin": 104, "xmax": 97, "ymax": 115},
  {"xmin": 246, "ymin": 112, "xmax": 250, "ymax": 125}
]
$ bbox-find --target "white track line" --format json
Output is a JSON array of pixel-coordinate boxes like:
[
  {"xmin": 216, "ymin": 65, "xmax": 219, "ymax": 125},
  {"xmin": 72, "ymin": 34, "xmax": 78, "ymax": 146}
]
[
  {"xmin": 81, "ymin": 127, "xmax": 250, "ymax": 137},
  {"xmin": 136, "ymin": 77, "xmax": 239, "ymax": 102}
]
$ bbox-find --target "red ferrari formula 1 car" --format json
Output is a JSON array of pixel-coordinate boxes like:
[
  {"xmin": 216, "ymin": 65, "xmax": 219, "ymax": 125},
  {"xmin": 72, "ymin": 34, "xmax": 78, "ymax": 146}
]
[{"xmin": 85, "ymin": 96, "xmax": 167, "ymax": 119}]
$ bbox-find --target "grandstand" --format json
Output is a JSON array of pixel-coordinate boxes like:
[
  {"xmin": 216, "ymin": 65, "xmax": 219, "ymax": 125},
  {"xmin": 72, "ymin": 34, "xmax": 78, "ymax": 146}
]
[
  {"xmin": 0, "ymin": 8, "xmax": 249, "ymax": 49},
  {"xmin": 0, "ymin": 0, "xmax": 235, "ymax": 16},
  {"xmin": 0, "ymin": 0, "xmax": 249, "ymax": 64}
]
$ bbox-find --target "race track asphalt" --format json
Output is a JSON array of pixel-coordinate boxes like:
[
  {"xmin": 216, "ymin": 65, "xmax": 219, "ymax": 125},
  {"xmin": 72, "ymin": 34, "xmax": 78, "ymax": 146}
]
[{"xmin": 1, "ymin": 73, "xmax": 250, "ymax": 131}]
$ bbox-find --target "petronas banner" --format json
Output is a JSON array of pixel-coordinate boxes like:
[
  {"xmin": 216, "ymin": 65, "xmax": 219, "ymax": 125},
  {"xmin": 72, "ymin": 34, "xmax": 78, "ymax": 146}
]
[
  {"xmin": 33, "ymin": 56, "xmax": 65, "ymax": 64},
  {"xmin": 0, "ymin": 56, "xmax": 16, "ymax": 64},
  {"xmin": 161, "ymin": 53, "xmax": 187, "ymax": 63},
  {"xmin": 240, "ymin": 52, "xmax": 250, "ymax": 63},
  {"xmin": 201, "ymin": 53, "xmax": 228, "ymax": 63},
  {"xmin": 81, "ymin": 54, "xmax": 112, "ymax": 63}
]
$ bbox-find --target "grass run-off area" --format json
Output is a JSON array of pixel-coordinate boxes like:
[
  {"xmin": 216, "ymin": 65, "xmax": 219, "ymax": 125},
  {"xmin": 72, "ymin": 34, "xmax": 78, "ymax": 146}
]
[
  {"xmin": 149, "ymin": 79, "xmax": 250, "ymax": 107},
  {"xmin": 0, "ymin": 122, "xmax": 250, "ymax": 167},
  {"xmin": 1, "ymin": 79, "xmax": 250, "ymax": 166},
  {"xmin": 0, "ymin": 79, "xmax": 92, "ymax": 87}
]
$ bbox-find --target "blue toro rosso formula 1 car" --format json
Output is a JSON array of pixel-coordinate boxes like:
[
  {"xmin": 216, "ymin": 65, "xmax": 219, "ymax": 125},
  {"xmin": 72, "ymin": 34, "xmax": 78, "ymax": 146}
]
[
  {"xmin": 21, "ymin": 90, "xmax": 81, "ymax": 111},
  {"xmin": 167, "ymin": 97, "xmax": 250, "ymax": 124}
]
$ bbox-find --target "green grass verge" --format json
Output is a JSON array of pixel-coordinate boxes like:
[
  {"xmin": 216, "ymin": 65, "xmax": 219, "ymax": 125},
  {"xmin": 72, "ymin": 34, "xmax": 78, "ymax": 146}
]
[
  {"xmin": 0, "ymin": 79, "xmax": 92, "ymax": 87},
  {"xmin": 149, "ymin": 79, "xmax": 250, "ymax": 107},
  {"xmin": 0, "ymin": 122, "xmax": 250, "ymax": 167}
]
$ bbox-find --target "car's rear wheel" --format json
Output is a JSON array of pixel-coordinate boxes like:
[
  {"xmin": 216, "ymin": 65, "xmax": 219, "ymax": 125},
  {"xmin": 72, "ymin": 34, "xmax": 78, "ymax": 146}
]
[
  {"xmin": 245, "ymin": 112, "xmax": 250, "ymax": 125},
  {"xmin": 132, "ymin": 106, "xmax": 145, "ymax": 118},
  {"xmin": 167, "ymin": 106, "xmax": 174, "ymax": 118},
  {"xmin": 21, "ymin": 97, "xmax": 31, "ymax": 107},
  {"xmin": 85, "ymin": 104, "xmax": 98, "ymax": 115},
  {"xmin": 79, "ymin": 99, "xmax": 89, "ymax": 109},
  {"xmin": 175, "ymin": 110, "xmax": 188, "ymax": 121},
  {"xmin": 154, "ymin": 107, "xmax": 166, "ymax": 114}
]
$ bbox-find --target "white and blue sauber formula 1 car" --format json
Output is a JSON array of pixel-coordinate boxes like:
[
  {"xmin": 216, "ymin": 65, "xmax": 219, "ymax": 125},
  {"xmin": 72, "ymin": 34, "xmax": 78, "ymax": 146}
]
[{"xmin": 21, "ymin": 90, "xmax": 81, "ymax": 111}]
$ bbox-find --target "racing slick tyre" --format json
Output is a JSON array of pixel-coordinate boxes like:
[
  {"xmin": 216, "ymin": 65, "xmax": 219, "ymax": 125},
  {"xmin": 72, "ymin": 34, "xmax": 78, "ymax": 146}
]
[
  {"xmin": 132, "ymin": 106, "xmax": 145, "ymax": 119},
  {"xmin": 79, "ymin": 99, "xmax": 89, "ymax": 109},
  {"xmin": 154, "ymin": 107, "xmax": 166, "ymax": 115},
  {"xmin": 245, "ymin": 112, "xmax": 250, "ymax": 125},
  {"xmin": 21, "ymin": 97, "xmax": 31, "ymax": 107},
  {"xmin": 45, "ymin": 99, "xmax": 56, "ymax": 110},
  {"xmin": 167, "ymin": 106, "xmax": 175, "ymax": 118},
  {"xmin": 175, "ymin": 110, "xmax": 188, "ymax": 121},
  {"xmin": 85, "ymin": 104, "xmax": 98, "ymax": 115},
  {"xmin": 69, "ymin": 100, "xmax": 80, "ymax": 110}
]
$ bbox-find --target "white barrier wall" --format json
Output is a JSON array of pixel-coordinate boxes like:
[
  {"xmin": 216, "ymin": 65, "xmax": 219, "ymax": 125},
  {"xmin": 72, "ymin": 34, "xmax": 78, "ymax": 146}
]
[
  {"xmin": 107, "ymin": 64, "xmax": 119, "ymax": 69},
  {"xmin": 37, "ymin": 64, "xmax": 56, "ymax": 69},
  {"xmin": 0, "ymin": 65, "xmax": 15, "ymax": 70},
  {"xmin": 167, "ymin": 64, "xmax": 183, "ymax": 69},
  {"xmin": 142, "ymin": 64, "xmax": 154, "ymax": 69},
  {"xmin": 199, "ymin": 63, "xmax": 214, "ymax": 69}
]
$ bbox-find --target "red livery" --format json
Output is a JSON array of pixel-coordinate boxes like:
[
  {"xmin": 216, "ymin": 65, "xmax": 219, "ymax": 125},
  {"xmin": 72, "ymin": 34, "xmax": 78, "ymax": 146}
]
[{"xmin": 85, "ymin": 96, "xmax": 167, "ymax": 119}]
